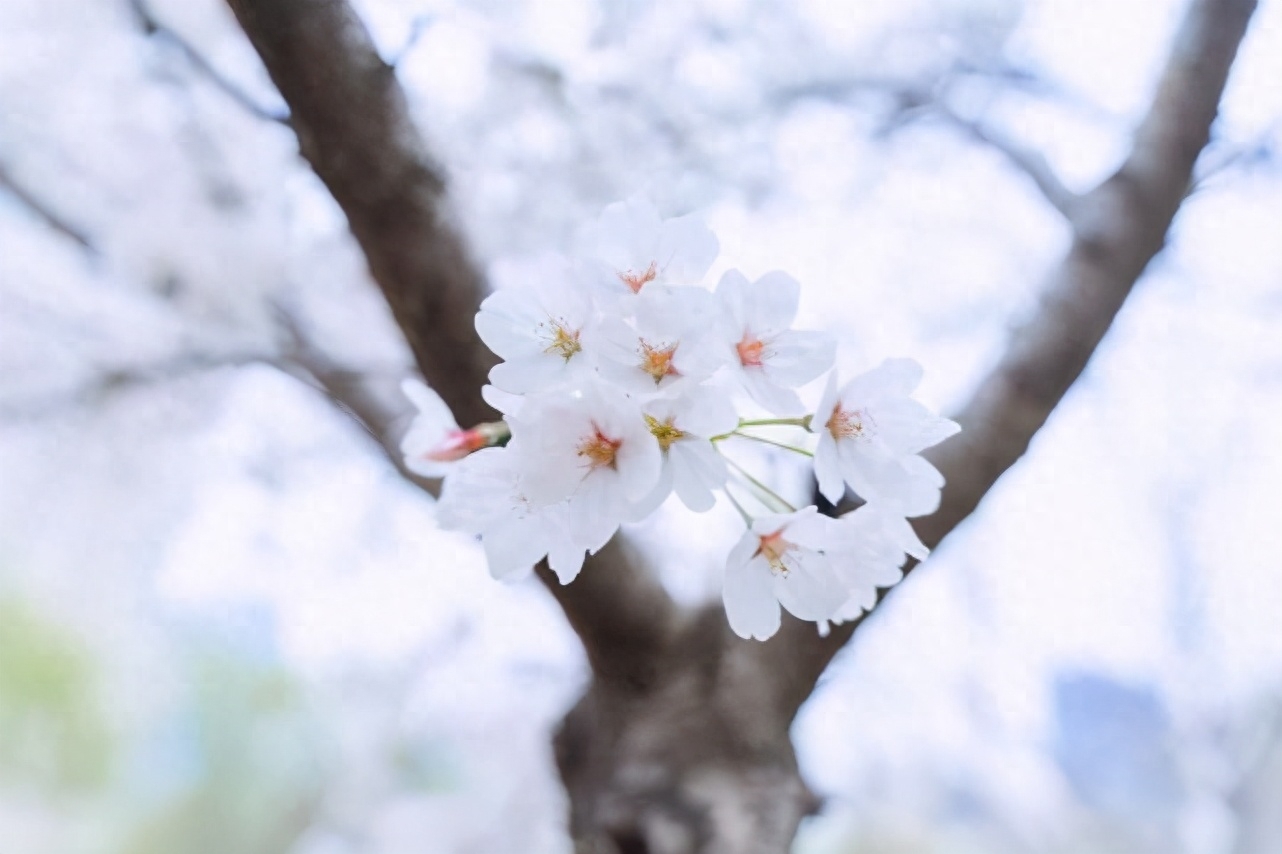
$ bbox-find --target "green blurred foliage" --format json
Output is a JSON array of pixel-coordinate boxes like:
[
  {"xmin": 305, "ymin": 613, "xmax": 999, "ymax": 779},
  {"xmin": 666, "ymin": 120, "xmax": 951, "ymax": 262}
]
[
  {"xmin": 0, "ymin": 597, "xmax": 112, "ymax": 791},
  {"xmin": 119, "ymin": 651, "xmax": 324, "ymax": 854}
]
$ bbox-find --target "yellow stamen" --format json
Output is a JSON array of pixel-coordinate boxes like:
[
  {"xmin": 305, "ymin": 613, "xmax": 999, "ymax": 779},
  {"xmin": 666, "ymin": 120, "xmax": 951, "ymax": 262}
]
[
  {"xmin": 644, "ymin": 413, "xmax": 685, "ymax": 451},
  {"xmin": 542, "ymin": 321, "xmax": 582, "ymax": 362},
  {"xmin": 638, "ymin": 340, "xmax": 680, "ymax": 385},
  {"xmin": 577, "ymin": 425, "xmax": 621, "ymax": 469}
]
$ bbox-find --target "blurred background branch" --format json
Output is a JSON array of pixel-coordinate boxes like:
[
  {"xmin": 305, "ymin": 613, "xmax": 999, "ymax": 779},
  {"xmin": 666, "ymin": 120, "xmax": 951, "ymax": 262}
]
[{"xmin": 765, "ymin": 0, "xmax": 1260, "ymax": 716}]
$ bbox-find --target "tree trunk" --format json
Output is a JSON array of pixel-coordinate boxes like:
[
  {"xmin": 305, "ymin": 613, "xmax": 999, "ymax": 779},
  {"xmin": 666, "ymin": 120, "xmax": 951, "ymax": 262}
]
[{"xmin": 552, "ymin": 606, "xmax": 818, "ymax": 854}]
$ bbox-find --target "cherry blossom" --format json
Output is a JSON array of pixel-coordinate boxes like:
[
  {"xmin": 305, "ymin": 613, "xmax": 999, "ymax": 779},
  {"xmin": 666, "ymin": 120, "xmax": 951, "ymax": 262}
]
[
  {"xmin": 824, "ymin": 504, "xmax": 916, "ymax": 623},
  {"xmin": 722, "ymin": 506, "xmax": 848, "ymax": 640},
  {"xmin": 474, "ymin": 257, "xmax": 597, "ymax": 394},
  {"xmin": 402, "ymin": 200, "xmax": 958, "ymax": 639},
  {"xmin": 715, "ymin": 269, "xmax": 835, "ymax": 414},
  {"xmin": 574, "ymin": 197, "xmax": 719, "ymax": 301},
  {"xmin": 593, "ymin": 285, "xmax": 723, "ymax": 396},
  {"xmin": 514, "ymin": 382, "xmax": 662, "ymax": 556},
  {"xmin": 435, "ymin": 445, "xmax": 587, "ymax": 583},
  {"xmin": 400, "ymin": 378, "xmax": 506, "ymax": 478},
  {"xmin": 630, "ymin": 388, "xmax": 739, "ymax": 516},
  {"xmin": 812, "ymin": 358, "xmax": 959, "ymax": 506}
]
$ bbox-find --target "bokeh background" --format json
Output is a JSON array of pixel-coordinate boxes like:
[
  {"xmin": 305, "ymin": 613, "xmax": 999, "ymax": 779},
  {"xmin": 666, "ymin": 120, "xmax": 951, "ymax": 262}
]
[{"xmin": 2, "ymin": 0, "xmax": 1281, "ymax": 851}]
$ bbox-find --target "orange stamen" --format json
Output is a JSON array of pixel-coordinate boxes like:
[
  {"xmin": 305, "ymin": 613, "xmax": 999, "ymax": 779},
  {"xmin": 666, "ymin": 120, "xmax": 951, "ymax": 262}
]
[
  {"xmin": 639, "ymin": 340, "xmax": 680, "ymax": 384},
  {"xmin": 736, "ymin": 333, "xmax": 765, "ymax": 367},
  {"xmin": 618, "ymin": 261, "xmax": 659, "ymax": 294},
  {"xmin": 826, "ymin": 404, "xmax": 871, "ymax": 441},
  {"xmin": 577, "ymin": 424, "xmax": 622, "ymax": 469}
]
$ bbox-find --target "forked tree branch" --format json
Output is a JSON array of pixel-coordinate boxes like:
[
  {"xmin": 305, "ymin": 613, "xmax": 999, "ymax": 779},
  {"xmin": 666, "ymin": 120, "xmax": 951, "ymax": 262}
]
[
  {"xmin": 931, "ymin": 105, "xmax": 1081, "ymax": 219},
  {"xmin": 224, "ymin": 0, "xmax": 683, "ymax": 681},
  {"xmin": 760, "ymin": 0, "xmax": 1259, "ymax": 716},
  {"xmin": 221, "ymin": 0, "xmax": 1257, "ymax": 846}
]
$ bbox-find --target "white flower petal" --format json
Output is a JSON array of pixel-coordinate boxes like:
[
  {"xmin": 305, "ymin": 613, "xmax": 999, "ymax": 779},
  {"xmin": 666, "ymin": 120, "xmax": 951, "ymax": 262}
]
[
  {"xmin": 761, "ymin": 330, "xmax": 836, "ymax": 387},
  {"xmin": 673, "ymin": 387, "xmax": 738, "ymax": 438},
  {"xmin": 401, "ymin": 378, "xmax": 458, "ymax": 428},
  {"xmin": 489, "ymin": 356, "xmax": 570, "ymax": 394},
  {"xmin": 741, "ymin": 369, "xmax": 805, "ymax": 414},
  {"xmin": 774, "ymin": 551, "xmax": 843, "ymax": 622},
  {"xmin": 746, "ymin": 270, "xmax": 801, "ymax": 333},
  {"xmin": 628, "ymin": 458, "xmax": 674, "ymax": 521},
  {"xmin": 723, "ymin": 550, "xmax": 782, "ymax": 641},
  {"xmin": 482, "ymin": 515, "xmax": 548, "ymax": 580},
  {"xmin": 814, "ymin": 430, "xmax": 846, "ymax": 505},
  {"xmin": 548, "ymin": 536, "xmax": 588, "ymax": 584},
  {"xmin": 714, "ymin": 268, "xmax": 754, "ymax": 331},
  {"xmin": 655, "ymin": 214, "xmax": 719, "ymax": 284},
  {"xmin": 668, "ymin": 443, "xmax": 723, "ymax": 512},
  {"xmin": 481, "ymin": 384, "xmax": 523, "ymax": 418},
  {"xmin": 840, "ymin": 357, "xmax": 922, "ymax": 403}
]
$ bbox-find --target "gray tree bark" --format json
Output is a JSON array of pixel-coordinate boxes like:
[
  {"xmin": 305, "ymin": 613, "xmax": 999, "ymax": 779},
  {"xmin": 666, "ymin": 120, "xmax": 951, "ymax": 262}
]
[{"xmin": 224, "ymin": 0, "xmax": 1258, "ymax": 850}]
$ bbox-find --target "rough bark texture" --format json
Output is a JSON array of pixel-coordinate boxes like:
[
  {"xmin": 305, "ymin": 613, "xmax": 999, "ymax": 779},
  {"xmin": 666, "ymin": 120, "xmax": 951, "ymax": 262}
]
[
  {"xmin": 224, "ymin": 0, "xmax": 1257, "ymax": 850},
  {"xmin": 225, "ymin": 0, "xmax": 496, "ymax": 426}
]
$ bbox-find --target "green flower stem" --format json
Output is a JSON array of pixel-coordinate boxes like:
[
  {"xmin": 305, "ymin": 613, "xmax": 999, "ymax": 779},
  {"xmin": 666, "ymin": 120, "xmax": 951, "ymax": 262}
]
[
  {"xmin": 723, "ymin": 487, "xmax": 754, "ymax": 525},
  {"xmin": 736, "ymin": 415, "xmax": 814, "ymax": 431},
  {"xmin": 728, "ymin": 431, "xmax": 814, "ymax": 457},
  {"xmin": 721, "ymin": 454, "xmax": 797, "ymax": 513},
  {"xmin": 711, "ymin": 415, "xmax": 814, "ymax": 442}
]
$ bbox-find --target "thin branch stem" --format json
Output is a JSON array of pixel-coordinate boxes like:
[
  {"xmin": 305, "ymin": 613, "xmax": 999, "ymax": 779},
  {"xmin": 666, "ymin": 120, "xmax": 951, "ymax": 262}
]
[
  {"xmin": 727, "ymin": 431, "xmax": 815, "ymax": 457},
  {"xmin": 738, "ymin": 416, "xmax": 813, "ymax": 430},
  {"xmin": 722, "ymin": 454, "xmax": 796, "ymax": 513},
  {"xmin": 132, "ymin": 0, "xmax": 291, "ymax": 126},
  {"xmin": 723, "ymin": 487, "xmax": 754, "ymax": 525},
  {"xmin": 931, "ymin": 104, "xmax": 1080, "ymax": 220}
]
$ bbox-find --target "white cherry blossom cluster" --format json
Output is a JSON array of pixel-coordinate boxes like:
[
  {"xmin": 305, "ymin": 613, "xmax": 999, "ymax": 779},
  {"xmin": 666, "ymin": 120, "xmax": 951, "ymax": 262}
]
[{"xmin": 401, "ymin": 199, "xmax": 959, "ymax": 641}]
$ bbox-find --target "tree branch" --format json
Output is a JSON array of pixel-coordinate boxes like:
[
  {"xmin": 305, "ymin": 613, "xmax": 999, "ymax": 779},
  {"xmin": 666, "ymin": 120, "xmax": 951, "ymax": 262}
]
[
  {"xmin": 130, "ymin": 0, "xmax": 291, "ymax": 125},
  {"xmin": 761, "ymin": 0, "xmax": 1259, "ymax": 717},
  {"xmin": 224, "ymin": 0, "xmax": 682, "ymax": 683},
  {"xmin": 225, "ymin": 0, "xmax": 496, "ymax": 427},
  {"xmin": 0, "ymin": 160, "xmax": 97, "ymax": 253},
  {"xmin": 932, "ymin": 105, "xmax": 1081, "ymax": 219}
]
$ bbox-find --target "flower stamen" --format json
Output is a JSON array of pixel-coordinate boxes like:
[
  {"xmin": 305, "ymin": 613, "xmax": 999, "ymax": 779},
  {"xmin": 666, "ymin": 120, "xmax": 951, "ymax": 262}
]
[
  {"xmin": 618, "ymin": 261, "xmax": 658, "ymax": 294},
  {"xmin": 540, "ymin": 319, "xmax": 583, "ymax": 362},
  {"xmin": 826, "ymin": 404, "xmax": 874, "ymax": 442},
  {"xmin": 577, "ymin": 424, "xmax": 622, "ymax": 470},
  {"xmin": 755, "ymin": 530, "xmax": 794, "ymax": 576},
  {"xmin": 736, "ymin": 333, "xmax": 765, "ymax": 368},
  {"xmin": 638, "ymin": 340, "xmax": 680, "ymax": 384},
  {"xmin": 644, "ymin": 413, "xmax": 685, "ymax": 451}
]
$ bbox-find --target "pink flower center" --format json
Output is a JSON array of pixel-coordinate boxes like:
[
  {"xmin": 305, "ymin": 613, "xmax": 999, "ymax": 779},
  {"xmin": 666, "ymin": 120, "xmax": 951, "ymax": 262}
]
[
  {"xmin": 639, "ymin": 340, "xmax": 681, "ymax": 384},
  {"xmin": 736, "ymin": 333, "xmax": 765, "ymax": 367},
  {"xmin": 826, "ymin": 404, "xmax": 873, "ymax": 441},
  {"xmin": 618, "ymin": 261, "xmax": 658, "ymax": 294},
  {"xmin": 755, "ymin": 530, "xmax": 795, "ymax": 576},
  {"xmin": 577, "ymin": 424, "xmax": 622, "ymax": 470}
]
